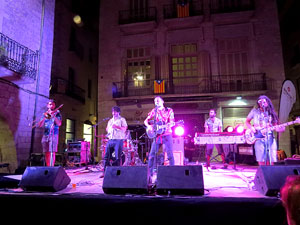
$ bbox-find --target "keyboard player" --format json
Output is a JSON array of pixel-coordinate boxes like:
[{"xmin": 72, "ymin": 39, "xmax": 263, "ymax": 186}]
[{"xmin": 204, "ymin": 109, "xmax": 227, "ymax": 169}]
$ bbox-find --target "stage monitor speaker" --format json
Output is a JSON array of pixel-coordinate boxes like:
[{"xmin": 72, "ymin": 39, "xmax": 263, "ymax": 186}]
[
  {"xmin": 254, "ymin": 165, "xmax": 300, "ymax": 196},
  {"xmin": 156, "ymin": 165, "xmax": 204, "ymax": 195},
  {"xmin": 19, "ymin": 166, "xmax": 71, "ymax": 192},
  {"xmin": 103, "ymin": 166, "xmax": 149, "ymax": 194}
]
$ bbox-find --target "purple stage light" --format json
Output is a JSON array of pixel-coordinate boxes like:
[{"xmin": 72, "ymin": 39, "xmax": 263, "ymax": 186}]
[
  {"xmin": 174, "ymin": 126, "xmax": 184, "ymax": 136},
  {"xmin": 235, "ymin": 125, "xmax": 245, "ymax": 134}
]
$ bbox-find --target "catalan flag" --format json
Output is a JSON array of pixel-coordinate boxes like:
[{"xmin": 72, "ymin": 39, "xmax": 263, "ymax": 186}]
[
  {"xmin": 177, "ymin": 0, "xmax": 189, "ymax": 18},
  {"xmin": 154, "ymin": 80, "xmax": 165, "ymax": 94}
]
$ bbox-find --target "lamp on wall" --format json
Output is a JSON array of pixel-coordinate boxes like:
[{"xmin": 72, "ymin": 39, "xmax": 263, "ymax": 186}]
[{"xmin": 228, "ymin": 96, "xmax": 247, "ymax": 106}]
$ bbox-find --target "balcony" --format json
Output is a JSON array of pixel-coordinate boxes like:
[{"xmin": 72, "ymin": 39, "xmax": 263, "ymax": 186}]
[
  {"xmin": 119, "ymin": 7, "xmax": 157, "ymax": 25},
  {"xmin": 0, "ymin": 32, "xmax": 38, "ymax": 81},
  {"xmin": 112, "ymin": 73, "xmax": 272, "ymax": 98},
  {"xmin": 50, "ymin": 77, "xmax": 85, "ymax": 104},
  {"xmin": 210, "ymin": 0, "xmax": 255, "ymax": 14},
  {"xmin": 163, "ymin": 2, "xmax": 204, "ymax": 19}
]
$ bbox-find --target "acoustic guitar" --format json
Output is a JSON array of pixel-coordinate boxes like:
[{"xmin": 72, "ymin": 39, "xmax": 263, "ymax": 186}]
[{"xmin": 146, "ymin": 120, "xmax": 184, "ymax": 139}]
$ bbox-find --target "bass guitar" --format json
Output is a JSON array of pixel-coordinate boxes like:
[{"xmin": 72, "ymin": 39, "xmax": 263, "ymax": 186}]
[
  {"xmin": 146, "ymin": 120, "xmax": 184, "ymax": 139},
  {"xmin": 245, "ymin": 117, "xmax": 300, "ymax": 144}
]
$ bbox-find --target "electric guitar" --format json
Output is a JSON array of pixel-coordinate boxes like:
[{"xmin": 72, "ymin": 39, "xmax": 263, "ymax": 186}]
[
  {"xmin": 146, "ymin": 120, "xmax": 184, "ymax": 139},
  {"xmin": 245, "ymin": 117, "xmax": 300, "ymax": 144}
]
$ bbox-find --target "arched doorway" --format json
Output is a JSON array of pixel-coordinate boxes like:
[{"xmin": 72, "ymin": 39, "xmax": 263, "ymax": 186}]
[{"xmin": 0, "ymin": 116, "xmax": 17, "ymax": 173}]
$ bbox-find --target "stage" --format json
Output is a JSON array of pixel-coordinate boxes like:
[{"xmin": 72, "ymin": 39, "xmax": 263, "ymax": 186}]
[{"xmin": 0, "ymin": 162, "xmax": 287, "ymax": 225}]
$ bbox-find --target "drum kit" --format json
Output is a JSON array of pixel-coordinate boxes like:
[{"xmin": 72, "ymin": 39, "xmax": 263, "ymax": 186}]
[{"xmin": 97, "ymin": 131, "xmax": 144, "ymax": 168}]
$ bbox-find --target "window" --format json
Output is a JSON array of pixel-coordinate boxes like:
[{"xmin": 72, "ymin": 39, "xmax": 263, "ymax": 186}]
[
  {"xmin": 83, "ymin": 124, "xmax": 92, "ymax": 144},
  {"xmin": 218, "ymin": 38, "xmax": 249, "ymax": 75},
  {"xmin": 66, "ymin": 119, "xmax": 75, "ymax": 143},
  {"xmin": 126, "ymin": 47, "xmax": 151, "ymax": 88},
  {"xmin": 170, "ymin": 43, "xmax": 198, "ymax": 85}
]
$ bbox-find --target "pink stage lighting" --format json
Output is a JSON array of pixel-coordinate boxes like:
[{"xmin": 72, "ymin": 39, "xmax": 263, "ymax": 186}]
[
  {"xmin": 174, "ymin": 126, "xmax": 185, "ymax": 136},
  {"xmin": 225, "ymin": 126, "xmax": 234, "ymax": 132},
  {"xmin": 235, "ymin": 125, "xmax": 245, "ymax": 134}
]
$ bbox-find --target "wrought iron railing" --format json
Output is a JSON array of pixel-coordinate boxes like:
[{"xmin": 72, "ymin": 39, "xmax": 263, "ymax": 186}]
[
  {"xmin": 0, "ymin": 32, "xmax": 38, "ymax": 80},
  {"xmin": 210, "ymin": 0, "xmax": 255, "ymax": 14},
  {"xmin": 163, "ymin": 2, "xmax": 204, "ymax": 19},
  {"xmin": 50, "ymin": 77, "xmax": 86, "ymax": 103},
  {"xmin": 119, "ymin": 7, "xmax": 157, "ymax": 25},
  {"xmin": 112, "ymin": 73, "xmax": 273, "ymax": 98}
]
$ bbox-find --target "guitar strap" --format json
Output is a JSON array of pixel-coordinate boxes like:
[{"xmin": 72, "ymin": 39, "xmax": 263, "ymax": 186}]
[{"xmin": 155, "ymin": 107, "xmax": 170, "ymax": 123}]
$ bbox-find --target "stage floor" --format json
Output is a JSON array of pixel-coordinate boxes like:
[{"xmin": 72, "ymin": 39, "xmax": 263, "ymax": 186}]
[
  {"xmin": 0, "ymin": 162, "xmax": 288, "ymax": 225},
  {"xmin": 0, "ymin": 162, "xmax": 268, "ymax": 197}
]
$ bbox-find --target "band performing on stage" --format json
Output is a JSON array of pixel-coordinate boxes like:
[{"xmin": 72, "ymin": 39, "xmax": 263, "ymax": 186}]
[{"xmin": 36, "ymin": 95, "xmax": 298, "ymax": 175}]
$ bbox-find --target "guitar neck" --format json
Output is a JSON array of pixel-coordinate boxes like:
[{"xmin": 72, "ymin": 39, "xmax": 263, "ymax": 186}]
[{"xmin": 269, "ymin": 120, "xmax": 297, "ymax": 131}]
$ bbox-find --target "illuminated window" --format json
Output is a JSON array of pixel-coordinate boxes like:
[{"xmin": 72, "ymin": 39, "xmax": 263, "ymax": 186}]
[
  {"xmin": 66, "ymin": 119, "xmax": 75, "ymax": 143},
  {"xmin": 171, "ymin": 43, "xmax": 198, "ymax": 85},
  {"xmin": 127, "ymin": 47, "xmax": 151, "ymax": 88},
  {"xmin": 83, "ymin": 124, "xmax": 92, "ymax": 143}
]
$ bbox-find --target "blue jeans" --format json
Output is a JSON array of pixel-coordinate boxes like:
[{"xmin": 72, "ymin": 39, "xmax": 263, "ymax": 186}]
[
  {"xmin": 148, "ymin": 134, "xmax": 174, "ymax": 175},
  {"xmin": 103, "ymin": 139, "xmax": 123, "ymax": 170},
  {"xmin": 254, "ymin": 134, "xmax": 277, "ymax": 163}
]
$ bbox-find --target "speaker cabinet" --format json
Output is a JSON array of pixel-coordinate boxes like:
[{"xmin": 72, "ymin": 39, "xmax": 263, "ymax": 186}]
[
  {"xmin": 254, "ymin": 165, "xmax": 300, "ymax": 196},
  {"xmin": 103, "ymin": 166, "xmax": 149, "ymax": 194},
  {"xmin": 19, "ymin": 166, "xmax": 71, "ymax": 192},
  {"xmin": 156, "ymin": 165, "xmax": 204, "ymax": 195}
]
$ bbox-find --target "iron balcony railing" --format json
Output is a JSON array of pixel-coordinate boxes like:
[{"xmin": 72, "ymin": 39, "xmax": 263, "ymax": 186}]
[
  {"xmin": 0, "ymin": 32, "xmax": 38, "ymax": 80},
  {"xmin": 163, "ymin": 2, "xmax": 204, "ymax": 19},
  {"xmin": 50, "ymin": 77, "xmax": 86, "ymax": 104},
  {"xmin": 112, "ymin": 73, "xmax": 272, "ymax": 98},
  {"xmin": 210, "ymin": 0, "xmax": 255, "ymax": 14},
  {"xmin": 119, "ymin": 7, "xmax": 157, "ymax": 25}
]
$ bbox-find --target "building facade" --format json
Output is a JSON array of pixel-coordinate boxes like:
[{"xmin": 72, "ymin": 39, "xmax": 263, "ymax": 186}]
[
  {"xmin": 50, "ymin": 0, "xmax": 99, "ymax": 163},
  {"xmin": 98, "ymin": 0, "xmax": 289, "ymax": 160},
  {"xmin": 277, "ymin": 0, "xmax": 300, "ymax": 156},
  {"xmin": 0, "ymin": 0, "xmax": 55, "ymax": 172}
]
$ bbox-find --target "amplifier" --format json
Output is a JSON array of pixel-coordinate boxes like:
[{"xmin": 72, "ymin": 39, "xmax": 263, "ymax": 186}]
[
  {"xmin": 67, "ymin": 142, "xmax": 81, "ymax": 152},
  {"xmin": 67, "ymin": 141, "xmax": 90, "ymax": 152}
]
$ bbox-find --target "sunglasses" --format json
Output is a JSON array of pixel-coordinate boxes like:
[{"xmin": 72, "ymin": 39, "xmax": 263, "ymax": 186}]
[{"xmin": 258, "ymin": 99, "xmax": 267, "ymax": 104}]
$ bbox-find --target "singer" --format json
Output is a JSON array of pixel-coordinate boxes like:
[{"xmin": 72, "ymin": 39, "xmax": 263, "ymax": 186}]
[
  {"xmin": 37, "ymin": 99, "xmax": 62, "ymax": 166},
  {"xmin": 144, "ymin": 96, "xmax": 175, "ymax": 180},
  {"xmin": 245, "ymin": 95, "xmax": 285, "ymax": 165},
  {"xmin": 100, "ymin": 106, "xmax": 127, "ymax": 178}
]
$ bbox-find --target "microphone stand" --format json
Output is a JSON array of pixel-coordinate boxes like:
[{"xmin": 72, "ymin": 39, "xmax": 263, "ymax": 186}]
[
  {"xmin": 152, "ymin": 105, "xmax": 159, "ymax": 182},
  {"xmin": 90, "ymin": 117, "xmax": 110, "ymax": 170},
  {"xmin": 49, "ymin": 116, "xmax": 56, "ymax": 167},
  {"xmin": 263, "ymin": 109, "xmax": 271, "ymax": 166}
]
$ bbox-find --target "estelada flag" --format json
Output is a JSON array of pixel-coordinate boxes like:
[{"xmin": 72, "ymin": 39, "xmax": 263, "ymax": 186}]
[
  {"xmin": 154, "ymin": 80, "xmax": 165, "ymax": 94},
  {"xmin": 177, "ymin": 1, "xmax": 189, "ymax": 18}
]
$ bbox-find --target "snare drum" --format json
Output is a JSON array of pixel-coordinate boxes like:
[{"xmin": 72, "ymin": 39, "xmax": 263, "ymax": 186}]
[{"xmin": 123, "ymin": 139, "xmax": 133, "ymax": 150}]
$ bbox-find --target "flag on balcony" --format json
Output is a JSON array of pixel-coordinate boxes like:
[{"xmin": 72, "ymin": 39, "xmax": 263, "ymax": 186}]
[
  {"xmin": 154, "ymin": 80, "xmax": 165, "ymax": 94},
  {"xmin": 177, "ymin": 0, "xmax": 190, "ymax": 18}
]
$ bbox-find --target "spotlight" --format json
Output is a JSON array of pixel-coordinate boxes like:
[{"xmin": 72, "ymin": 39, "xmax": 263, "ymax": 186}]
[
  {"xmin": 174, "ymin": 126, "xmax": 185, "ymax": 136},
  {"xmin": 235, "ymin": 125, "xmax": 245, "ymax": 134},
  {"xmin": 225, "ymin": 126, "xmax": 234, "ymax": 133}
]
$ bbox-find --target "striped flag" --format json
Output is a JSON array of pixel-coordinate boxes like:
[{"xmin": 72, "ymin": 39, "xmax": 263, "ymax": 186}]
[
  {"xmin": 154, "ymin": 80, "xmax": 165, "ymax": 94},
  {"xmin": 177, "ymin": 1, "xmax": 189, "ymax": 18}
]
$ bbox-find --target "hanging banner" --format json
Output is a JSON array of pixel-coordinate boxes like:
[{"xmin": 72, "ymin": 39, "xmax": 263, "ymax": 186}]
[{"xmin": 279, "ymin": 79, "xmax": 296, "ymax": 123}]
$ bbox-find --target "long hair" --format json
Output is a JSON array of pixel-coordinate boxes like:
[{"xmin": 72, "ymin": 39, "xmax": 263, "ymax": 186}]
[{"xmin": 256, "ymin": 95, "xmax": 279, "ymax": 125}]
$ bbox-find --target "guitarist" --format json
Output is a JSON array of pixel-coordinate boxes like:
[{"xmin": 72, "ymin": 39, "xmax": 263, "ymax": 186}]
[
  {"xmin": 144, "ymin": 96, "xmax": 175, "ymax": 178},
  {"xmin": 245, "ymin": 95, "xmax": 285, "ymax": 165},
  {"xmin": 100, "ymin": 106, "xmax": 128, "ymax": 178}
]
